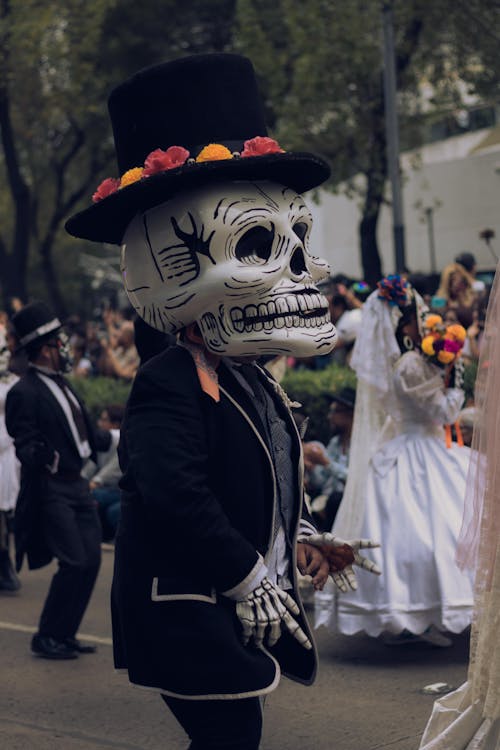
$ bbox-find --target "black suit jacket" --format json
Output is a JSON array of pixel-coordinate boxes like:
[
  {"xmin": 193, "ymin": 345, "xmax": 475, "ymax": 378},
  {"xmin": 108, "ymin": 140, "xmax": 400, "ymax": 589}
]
[
  {"xmin": 112, "ymin": 345, "xmax": 317, "ymax": 699},
  {"xmin": 5, "ymin": 368, "xmax": 108, "ymax": 570}
]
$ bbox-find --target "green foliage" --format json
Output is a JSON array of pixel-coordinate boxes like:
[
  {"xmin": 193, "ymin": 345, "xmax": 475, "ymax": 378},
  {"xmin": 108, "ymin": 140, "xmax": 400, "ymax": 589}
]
[
  {"xmin": 463, "ymin": 360, "xmax": 478, "ymax": 404},
  {"xmin": 282, "ymin": 362, "xmax": 356, "ymax": 443},
  {"xmin": 68, "ymin": 376, "xmax": 131, "ymax": 421}
]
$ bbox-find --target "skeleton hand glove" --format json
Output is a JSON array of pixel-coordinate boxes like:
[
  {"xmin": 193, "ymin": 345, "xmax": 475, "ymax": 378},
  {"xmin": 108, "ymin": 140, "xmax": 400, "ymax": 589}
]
[
  {"xmin": 300, "ymin": 533, "xmax": 381, "ymax": 593},
  {"xmin": 235, "ymin": 577, "xmax": 312, "ymax": 650}
]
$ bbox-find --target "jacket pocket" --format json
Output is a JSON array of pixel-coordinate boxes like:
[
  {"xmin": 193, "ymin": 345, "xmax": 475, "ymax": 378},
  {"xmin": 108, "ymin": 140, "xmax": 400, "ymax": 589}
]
[{"xmin": 151, "ymin": 576, "xmax": 217, "ymax": 604}]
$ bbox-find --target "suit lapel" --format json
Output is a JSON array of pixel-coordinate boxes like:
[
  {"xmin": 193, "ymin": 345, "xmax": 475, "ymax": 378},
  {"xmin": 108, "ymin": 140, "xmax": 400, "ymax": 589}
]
[{"xmin": 217, "ymin": 362, "xmax": 269, "ymax": 446}]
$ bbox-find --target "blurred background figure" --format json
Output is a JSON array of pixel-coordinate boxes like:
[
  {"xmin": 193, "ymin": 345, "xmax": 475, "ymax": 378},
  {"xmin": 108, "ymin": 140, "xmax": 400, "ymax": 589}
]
[
  {"xmin": 89, "ymin": 404, "xmax": 124, "ymax": 543},
  {"xmin": 455, "ymin": 251, "xmax": 486, "ymax": 297},
  {"xmin": 98, "ymin": 319, "xmax": 139, "ymax": 381},
  {"xmin": 436, "ymin": 261, "xmax": 475, "ymax": 312},
  {"xmin": 305, "ymin": 386, "xmax": 356, "ymax": 532},
  {"xmin": 0, "ymin": 324, "xmax": 20, "ymax": 591}
]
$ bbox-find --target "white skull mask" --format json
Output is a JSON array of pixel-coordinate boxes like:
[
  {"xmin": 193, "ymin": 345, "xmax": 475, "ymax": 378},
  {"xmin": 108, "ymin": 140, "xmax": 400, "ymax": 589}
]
[{"xmin": 121, "ymin": 181, "xmax": 337, "ymax": 357}]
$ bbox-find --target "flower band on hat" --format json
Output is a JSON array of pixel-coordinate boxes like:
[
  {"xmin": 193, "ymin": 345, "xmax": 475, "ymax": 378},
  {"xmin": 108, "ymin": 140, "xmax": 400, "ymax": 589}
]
[
  {"xmin": 19, "ymin": 318, "xmax": 62, "ymax": 347},
  {"xmin": 92, "ymin": 137, "xmax": 285, "ymax": 203}
]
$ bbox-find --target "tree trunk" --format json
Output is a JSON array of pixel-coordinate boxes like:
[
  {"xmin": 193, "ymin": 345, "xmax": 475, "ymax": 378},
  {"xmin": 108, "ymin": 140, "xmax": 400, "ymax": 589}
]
[{"xmin": 360, "ymin": 207, "xmax": 383, "ymax": 287}]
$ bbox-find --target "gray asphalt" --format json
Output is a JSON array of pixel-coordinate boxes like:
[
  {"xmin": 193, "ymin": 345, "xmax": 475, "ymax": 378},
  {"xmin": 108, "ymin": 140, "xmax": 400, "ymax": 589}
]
[{"xmin": 0, "ymin": 548, "xmax": 470, "ymax": 750}]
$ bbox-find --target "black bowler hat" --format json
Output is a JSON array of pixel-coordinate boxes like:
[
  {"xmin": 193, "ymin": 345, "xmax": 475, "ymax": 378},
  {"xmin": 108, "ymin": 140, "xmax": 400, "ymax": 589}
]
[
  {"xmin": 11, "ymin": 302, "xmax": 61, "ymax": 348},
  {"xmin": 65, "ymin": 54, "xmax": 331, "ymax": 245},
  {"xmin": 324, "ymin": 386, "xmax": 356, "ymax": 409}
]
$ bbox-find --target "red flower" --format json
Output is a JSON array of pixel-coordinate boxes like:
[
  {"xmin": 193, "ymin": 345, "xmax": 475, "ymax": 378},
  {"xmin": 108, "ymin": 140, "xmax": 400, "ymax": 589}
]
[
  {"xmin": 241, "ymin": 136, "xmax": 284, "ymax": 158},
  {"xmin": 92, "ymin": 177, "xmax": 120, "ymax": 203},
  {"xmin": 143, "ymin": 146, "xmax": 190, "ymax": 177}
]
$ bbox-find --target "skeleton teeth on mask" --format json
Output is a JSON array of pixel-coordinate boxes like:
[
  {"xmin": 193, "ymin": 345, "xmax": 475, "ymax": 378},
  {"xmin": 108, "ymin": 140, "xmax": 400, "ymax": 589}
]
[{"xmin": 121, "ymin": 181, "xmax": 337, "ymax": 357}]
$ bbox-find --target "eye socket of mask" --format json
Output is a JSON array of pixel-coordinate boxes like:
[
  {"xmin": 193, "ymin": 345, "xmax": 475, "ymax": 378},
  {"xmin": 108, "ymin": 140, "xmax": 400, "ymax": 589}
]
[{"xmin": 235, "ymin": 225, "xmax": 275, "ymax": 263}]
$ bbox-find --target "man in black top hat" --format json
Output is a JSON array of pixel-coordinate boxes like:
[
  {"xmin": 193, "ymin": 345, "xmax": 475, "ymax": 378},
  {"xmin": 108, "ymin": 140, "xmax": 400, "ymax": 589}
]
[
  {"xmin": 6, "ymin": 302, "xmax": 110, "ymax": 660},
  {"xmin": 65, "ymin": 53, "xmax": 379, "ymax": 748}
]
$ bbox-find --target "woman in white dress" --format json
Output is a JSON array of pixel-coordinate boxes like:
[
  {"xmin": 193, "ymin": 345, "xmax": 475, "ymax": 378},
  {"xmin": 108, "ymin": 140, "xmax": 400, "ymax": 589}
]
[
  {"xmin": 0, "ymin": 323, "xmax": 20, "ymax": 591},
  {"xmin": 316, "ymin": 275, "xmax": 474, "ymax": 645},
  {"xmin": 419, "ymin": 265, "xmax": 500, "ymax": 748}
]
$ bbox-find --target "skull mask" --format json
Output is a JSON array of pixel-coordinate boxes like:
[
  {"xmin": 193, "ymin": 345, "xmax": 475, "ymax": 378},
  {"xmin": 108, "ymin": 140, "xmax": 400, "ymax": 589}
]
[{"xmin": 121, "ymin": 180, "xmax": 337, "ymax": 357}]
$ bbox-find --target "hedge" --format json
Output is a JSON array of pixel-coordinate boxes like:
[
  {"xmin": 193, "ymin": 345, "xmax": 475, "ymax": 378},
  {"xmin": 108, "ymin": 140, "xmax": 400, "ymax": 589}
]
[
  {"xmin": 282, "ymin": 362, "xmax": 356, "ymax": 444},
  {"xmin": 69, "ymin": 376, "xmax": 131, "ymax": 420},
  {"xmin": 69, "ymin": 358, "xmax": 477, "ymax": 442}
]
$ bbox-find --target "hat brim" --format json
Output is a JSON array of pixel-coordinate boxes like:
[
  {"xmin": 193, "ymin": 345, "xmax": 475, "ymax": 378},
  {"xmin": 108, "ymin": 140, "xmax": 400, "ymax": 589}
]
[{"xmin": 65, "ymin": 152, "xmax": 330, "ymax": 245}]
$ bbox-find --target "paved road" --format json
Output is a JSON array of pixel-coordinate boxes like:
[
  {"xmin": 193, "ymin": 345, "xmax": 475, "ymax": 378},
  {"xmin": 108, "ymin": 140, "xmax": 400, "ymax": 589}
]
[{"xmin": 0, "ymin": 548, "xmax": 470, "ymax": 750}]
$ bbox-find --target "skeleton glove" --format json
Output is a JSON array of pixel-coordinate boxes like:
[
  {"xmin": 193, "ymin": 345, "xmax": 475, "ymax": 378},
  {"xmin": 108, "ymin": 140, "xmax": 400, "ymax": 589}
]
[
  {"xmin": 301, "ymin": 533, "xmax": 381, "ymax": 593},
  {"xmin": 235, "ymin": 577, "xmax": 312, "ymax": 650}
]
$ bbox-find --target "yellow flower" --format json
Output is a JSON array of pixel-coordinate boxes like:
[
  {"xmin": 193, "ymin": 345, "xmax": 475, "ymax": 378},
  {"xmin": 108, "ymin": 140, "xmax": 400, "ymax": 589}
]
[
  {"xmin": 196, "ymin": 144, "xmax": 233, "ymax": 163},
  {"xmin": 120, "ymin": 167, "xmax": 144, "ymax": 188},
  {"xmin": 446, "ymin": 324, "xmax": 467, "ymax": 343},
  {"xmin": 424, "ymin": 314, "xmax": 442, "ymax": 330},
  {"xmin": 421, "ymin": 335, "xmax": 436, "ymax": 356},
  {"xmin": 437, "ymin": 350, "xmax": 455, "ymax": 364}
]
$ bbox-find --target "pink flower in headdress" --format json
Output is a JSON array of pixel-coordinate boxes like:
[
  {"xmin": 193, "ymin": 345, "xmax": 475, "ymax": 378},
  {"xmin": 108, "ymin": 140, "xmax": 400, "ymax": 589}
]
[
  {"xmin": 241, "ymin": 136, "xmax": 284, "ymax": 158},
  {"xmin": 143, "ymin": 146, "xmax": 190, "ymax": 176},
  {"xmin": 92, "ymin": 177, "xmax": 120, "ymax": 203}
]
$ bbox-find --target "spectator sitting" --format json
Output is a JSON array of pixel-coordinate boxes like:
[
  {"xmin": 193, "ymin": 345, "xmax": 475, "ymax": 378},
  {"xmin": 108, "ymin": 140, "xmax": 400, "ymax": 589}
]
[
  {"xmin": 89, "ymin": 404, "xmax": 124, "ymax": 541},
  {"xmin": 98, "ymin": 320, "xmax": 140, "ymax": 380},
  {"xmin": 305, "ymin": 385, "xmax": 356, "ymax": 531},
  {"xmin": 71, "ymin": 337, "xmax": 93, "ymax": 378}
]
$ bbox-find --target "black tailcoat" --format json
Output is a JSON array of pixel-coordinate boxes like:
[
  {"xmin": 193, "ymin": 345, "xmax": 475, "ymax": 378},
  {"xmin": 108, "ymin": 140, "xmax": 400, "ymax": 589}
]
[
  {"xmin": 112, "ymin": 345, "xmax": 317, "ymax": 699},
  {"xmin": 5, "ymin": 368, "xmax": 108, "ymax": 570}
]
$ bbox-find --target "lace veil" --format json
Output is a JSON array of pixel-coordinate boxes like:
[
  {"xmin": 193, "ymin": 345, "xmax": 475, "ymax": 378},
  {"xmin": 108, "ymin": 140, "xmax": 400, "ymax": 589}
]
[
  {"xmin": 455, "ymin": 263, "xmax": 500, "ymax": 719},
  {"xmin": 333, "ymin": 288, "xmax": 404, "ymax": 539}
]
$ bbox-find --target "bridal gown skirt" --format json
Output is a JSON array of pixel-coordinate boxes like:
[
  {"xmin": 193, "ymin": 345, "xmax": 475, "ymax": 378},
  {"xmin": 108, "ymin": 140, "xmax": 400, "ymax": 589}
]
[{"xmin": 316, "ymin": 431, "xmax": 474, "ymax": 636}]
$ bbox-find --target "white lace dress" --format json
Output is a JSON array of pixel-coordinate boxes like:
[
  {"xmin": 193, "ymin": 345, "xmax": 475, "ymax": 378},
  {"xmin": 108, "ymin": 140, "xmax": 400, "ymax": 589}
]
[
  {"xmin": 0, "ymin": 375, "xmax": 20, "ymax": 512},
  {"xmin": 316, "ymin": 349, "xmax": 474, "ymax": 637}
]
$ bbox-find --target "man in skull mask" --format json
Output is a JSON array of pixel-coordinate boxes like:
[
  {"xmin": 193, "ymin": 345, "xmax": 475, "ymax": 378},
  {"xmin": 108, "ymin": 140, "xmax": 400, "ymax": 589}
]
[
  {"xmin": 6, "ymin": 302, "xmax": 110, "ymax": 659},
  {"xmin": 65, "ymin": 55, "xmax": 380, "ymax": 748}
]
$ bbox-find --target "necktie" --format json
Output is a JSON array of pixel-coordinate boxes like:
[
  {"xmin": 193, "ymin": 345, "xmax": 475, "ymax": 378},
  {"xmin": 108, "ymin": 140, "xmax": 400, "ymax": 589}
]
[{"xmin": 51, "ymin": 374, "xmax": 89, "ymax": 442}]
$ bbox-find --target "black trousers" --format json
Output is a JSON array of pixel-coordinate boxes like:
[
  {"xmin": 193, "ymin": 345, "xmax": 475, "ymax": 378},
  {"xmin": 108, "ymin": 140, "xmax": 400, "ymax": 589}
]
[
  {"xmin": 162, "ymin": 695, "xmax": 263, "ymax": 750},
  {"xmin": 38, "ymin": 477, "xmax": 101, "ymax": 640}
]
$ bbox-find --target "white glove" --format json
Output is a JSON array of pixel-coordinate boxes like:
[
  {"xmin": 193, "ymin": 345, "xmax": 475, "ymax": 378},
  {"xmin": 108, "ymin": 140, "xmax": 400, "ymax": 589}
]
[
  {"xmin": 301, "ymin": 533, "xmax": 381, "ymax": 593},
  {"xmin": 235, "ymin": 577, "xmax": 312, "ymax": 650}
]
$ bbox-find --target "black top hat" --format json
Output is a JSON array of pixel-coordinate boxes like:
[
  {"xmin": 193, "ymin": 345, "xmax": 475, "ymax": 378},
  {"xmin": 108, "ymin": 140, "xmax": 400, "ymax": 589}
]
[
  {"xmin": 11, "ymin": 302, "xmax": 61, "ymax": 348},
  {"xmin": 325, "ymin": 386, "xmax": 356, "ymax": 409},
  {"xmin": 65, "ymin": 54, "xmax": 331, "ymax": 245}
]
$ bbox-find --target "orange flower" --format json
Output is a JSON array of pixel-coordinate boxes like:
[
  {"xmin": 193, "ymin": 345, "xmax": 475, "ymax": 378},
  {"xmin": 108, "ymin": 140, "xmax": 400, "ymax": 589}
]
[
  {"xmin": 424, "ymin": 314, "xmax": 443, "ymax": 330},
  {"xmin": 437, "ymin": 350, "xmax": 455, "ymax": 364},
  {"xmin": 196, "ymin": 144, "xmax": 233, "ymax": 163},
  {"xmin": 120, "ymin": 167, "xmax": 144, "ymax": 188},
  {"xmin": 421, "ymin": 335, "xmax": 436, "ymax": 356},
  {"xmin": 446, "ymin": 324, "xmax": 467, "ymax": 343}
]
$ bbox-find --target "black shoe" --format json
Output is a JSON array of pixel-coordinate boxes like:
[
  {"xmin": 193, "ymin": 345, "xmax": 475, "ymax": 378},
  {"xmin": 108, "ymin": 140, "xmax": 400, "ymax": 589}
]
[
  {"xmin": 31, "ymin": 634, "xmax": 78, "ymax": 660},
  {"xmin": 64, "ymin": 637, "xmax": 97, "ymax": 654}
]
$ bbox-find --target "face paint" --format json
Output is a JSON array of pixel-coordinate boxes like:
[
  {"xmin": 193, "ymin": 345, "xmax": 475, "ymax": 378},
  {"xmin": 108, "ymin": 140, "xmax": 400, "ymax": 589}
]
[
  {"xmin": 56, "ymin": 331, "xmax": 73, "ymax": 373},
  {"xmin": 121, "ymin": 181, "xmax": 337, "ymax": 357}
]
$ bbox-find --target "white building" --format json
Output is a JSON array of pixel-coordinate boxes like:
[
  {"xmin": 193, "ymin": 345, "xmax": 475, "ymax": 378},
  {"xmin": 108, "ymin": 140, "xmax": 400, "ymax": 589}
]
[{"xmin": 308, "ymin": 122, "xmax": 500, "ymax": 280}]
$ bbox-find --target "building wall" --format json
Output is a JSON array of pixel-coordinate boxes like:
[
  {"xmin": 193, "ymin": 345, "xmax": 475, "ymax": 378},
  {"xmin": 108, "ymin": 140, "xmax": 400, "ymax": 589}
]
[{"xmin": 307, "ymin": 127, "xmax": 500, "ymax": 280}]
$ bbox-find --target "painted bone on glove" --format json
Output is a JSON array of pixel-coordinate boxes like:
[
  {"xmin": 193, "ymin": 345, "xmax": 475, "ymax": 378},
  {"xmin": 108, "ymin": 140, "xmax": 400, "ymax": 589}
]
[
  {"xmin": 299, "ymin": 533, "xmax": 382, "ymax": 593},
  {"xmin": 121, "ymin": 180, "xmax": 337, "ymax": 358},
  {"xmin": 234, "ymin": 577, "xmax": 312, "ymax": 650}
]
